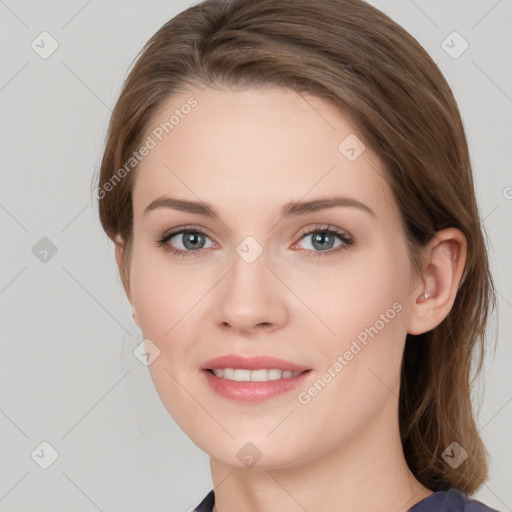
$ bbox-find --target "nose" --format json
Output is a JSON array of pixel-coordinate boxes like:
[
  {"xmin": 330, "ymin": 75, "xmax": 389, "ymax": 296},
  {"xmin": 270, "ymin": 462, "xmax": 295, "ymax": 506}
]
[{"xmin": 213, "ymin": 250, "xmax": 289, "ymax": 335}]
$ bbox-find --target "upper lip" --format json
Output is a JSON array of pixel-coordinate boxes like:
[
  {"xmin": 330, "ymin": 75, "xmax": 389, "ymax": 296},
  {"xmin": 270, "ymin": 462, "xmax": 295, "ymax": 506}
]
[{"xmin": 202, "ymin": 355, "xmax": 310, "ymax": 372}]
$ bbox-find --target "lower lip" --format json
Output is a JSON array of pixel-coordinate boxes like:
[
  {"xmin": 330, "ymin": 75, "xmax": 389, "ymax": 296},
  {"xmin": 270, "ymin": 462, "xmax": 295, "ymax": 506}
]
[{"xmin": 202, "ymin": 370, "xmax": 312, "ymax": 403}]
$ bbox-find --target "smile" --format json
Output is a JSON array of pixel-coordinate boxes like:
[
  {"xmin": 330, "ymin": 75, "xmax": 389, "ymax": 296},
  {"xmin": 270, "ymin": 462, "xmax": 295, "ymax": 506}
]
[
  {"xmin": 201, "ymin": 354, "xmax": 313, "ymax": 402},
  {"xmin": 208, "ymin": 368, "xmax": 305, "ymax": 381}
]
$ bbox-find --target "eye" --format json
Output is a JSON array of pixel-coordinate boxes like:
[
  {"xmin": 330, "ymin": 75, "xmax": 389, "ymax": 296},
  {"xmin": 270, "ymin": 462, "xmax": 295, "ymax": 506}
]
[
  {"xmin": 293, "ymin": 224, "xmax": 354, "ymax": 257},
  {"xmin": 156, "ymin": 226, "xmax": 215, "ymax": 256},
  {"xmin": 156, "ymin": 224, "xmax": 354, "ymax": 258}
]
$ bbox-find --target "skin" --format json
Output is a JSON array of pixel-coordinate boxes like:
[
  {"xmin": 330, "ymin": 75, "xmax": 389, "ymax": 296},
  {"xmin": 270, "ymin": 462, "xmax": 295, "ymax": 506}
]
[{"xmin": 115, "ymin": 85, "xmax": 467, "ymax": 512}]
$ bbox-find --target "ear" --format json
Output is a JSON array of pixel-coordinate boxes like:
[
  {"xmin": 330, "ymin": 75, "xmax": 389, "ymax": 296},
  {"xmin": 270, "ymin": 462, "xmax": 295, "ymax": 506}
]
[
  {"xmin": 114, "ymin": 235, "xmax": 140, "ymax": 328},
  {"xmin": 407, "ymin": 228, "xmax": 467, "ymax": 335}
]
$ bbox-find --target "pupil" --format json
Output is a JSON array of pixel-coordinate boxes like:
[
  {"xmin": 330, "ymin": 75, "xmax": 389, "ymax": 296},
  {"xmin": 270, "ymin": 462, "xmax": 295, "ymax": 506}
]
[
  {"xmin": 312, "ymin": 232, "xmax": 334, "ymax": 250},
  {"xmin": 183, "ymin": 232, "xmax": 204, "ymax": 250}
]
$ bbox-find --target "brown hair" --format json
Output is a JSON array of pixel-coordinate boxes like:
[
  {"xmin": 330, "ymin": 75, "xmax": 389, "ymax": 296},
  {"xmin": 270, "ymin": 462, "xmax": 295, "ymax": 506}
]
[{"xmin": 95, "ymin": 0, "xmax": 495, "ymax": 494}]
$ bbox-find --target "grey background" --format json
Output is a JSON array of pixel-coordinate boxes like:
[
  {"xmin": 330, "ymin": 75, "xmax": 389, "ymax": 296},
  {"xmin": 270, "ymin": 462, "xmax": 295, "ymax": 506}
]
[{"xmin": 0, "ymin": 0, "xmax": 511, "ymax": 510}]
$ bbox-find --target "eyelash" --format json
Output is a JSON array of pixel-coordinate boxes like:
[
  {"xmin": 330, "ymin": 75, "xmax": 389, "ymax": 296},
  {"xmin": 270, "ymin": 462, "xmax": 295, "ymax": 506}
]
[{"xmin": 155, "ymin": 224, "xmax": 355, "ymax": 259}]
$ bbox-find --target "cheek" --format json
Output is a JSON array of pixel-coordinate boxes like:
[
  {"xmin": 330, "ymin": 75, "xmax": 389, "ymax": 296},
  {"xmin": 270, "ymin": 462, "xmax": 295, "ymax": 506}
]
[
  {"xmin": 304, "ymin": 246, "xmax": 411, "ymax": 345},
  {"xmin": 289, "ymin": 253, "xmax": 411, "ymax": 454},
  {"xmin": 315, "ymin": 241, "xmax": 412, "ymax": 390},
  {"xmin": 128, "ymin": 247, "xmax": 208, "ymax": 425},
  {"xmin": 129, "ymin": 242, "xmax": 201, "ymax": 336}
]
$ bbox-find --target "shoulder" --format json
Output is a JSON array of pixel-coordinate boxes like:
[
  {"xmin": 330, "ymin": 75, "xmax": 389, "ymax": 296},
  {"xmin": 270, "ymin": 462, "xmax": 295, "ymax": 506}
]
[
  {"xmin": 193, "ymin": 488, "xmax": 500, "ymax": 512},
  {"xmin": 409, "ymin": 488, "xmax": 500, "ymax": 512},
  {"xmin": 193, "ymin": 489, "xmax": 215, "ymax": 512}
]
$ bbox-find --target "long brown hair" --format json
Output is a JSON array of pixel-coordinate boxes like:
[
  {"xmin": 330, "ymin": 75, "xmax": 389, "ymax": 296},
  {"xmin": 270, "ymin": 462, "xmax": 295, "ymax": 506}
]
[{"xmin": 95, "ymin": 0, "xmax": 496, "ymax": 494}]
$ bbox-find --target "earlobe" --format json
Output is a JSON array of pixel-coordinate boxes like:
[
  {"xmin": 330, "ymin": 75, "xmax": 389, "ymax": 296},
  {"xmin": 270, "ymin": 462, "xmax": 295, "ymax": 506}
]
[{"xmin": 407, "ymin": 228, "xmax": 467, "ymax": 335}]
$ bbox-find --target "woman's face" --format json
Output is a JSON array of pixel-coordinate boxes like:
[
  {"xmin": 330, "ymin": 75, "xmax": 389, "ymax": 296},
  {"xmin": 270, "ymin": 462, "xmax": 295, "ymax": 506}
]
[{"xmin": 126, "ymin": 85, "xmax": 421, "ymax": 469}]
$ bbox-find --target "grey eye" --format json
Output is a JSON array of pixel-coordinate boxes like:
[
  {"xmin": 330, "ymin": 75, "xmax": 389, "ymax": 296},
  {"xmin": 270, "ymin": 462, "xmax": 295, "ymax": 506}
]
[{"xmin": 169, "ymin": 231, "xmax": 213, "ymax": 251}]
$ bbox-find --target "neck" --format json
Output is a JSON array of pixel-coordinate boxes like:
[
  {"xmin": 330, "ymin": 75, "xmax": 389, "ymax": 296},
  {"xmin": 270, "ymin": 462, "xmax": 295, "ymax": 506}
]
[{"xmin": 209, "ymin": 404, "xmax": 432, "ymax": 512}]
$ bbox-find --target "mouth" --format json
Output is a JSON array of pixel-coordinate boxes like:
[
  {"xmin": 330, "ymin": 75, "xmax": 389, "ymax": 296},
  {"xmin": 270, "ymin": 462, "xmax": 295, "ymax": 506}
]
[
  {"xmin": 205, "ymin": 368, "xmax": 308, "ymax": 381},
  {"xmin": 201, "ymin": 355, "xmax": 313, "ymax": 402}
]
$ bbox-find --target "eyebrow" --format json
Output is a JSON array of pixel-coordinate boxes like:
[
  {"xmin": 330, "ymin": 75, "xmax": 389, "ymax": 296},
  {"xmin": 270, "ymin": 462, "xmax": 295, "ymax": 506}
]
[{"xmin": 143, "ymin": 194, "xmax": 375, "ymax": 219}]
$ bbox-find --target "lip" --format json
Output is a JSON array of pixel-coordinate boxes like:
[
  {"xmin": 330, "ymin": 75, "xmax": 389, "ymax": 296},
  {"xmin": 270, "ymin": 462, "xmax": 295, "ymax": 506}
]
[
  {"xmin": 201, "ymin": 354, "xmax": 310, "ymax": 372},
  {"xmin": 201, "ymin": 354, "xmax": 312, "ymax": 403}
]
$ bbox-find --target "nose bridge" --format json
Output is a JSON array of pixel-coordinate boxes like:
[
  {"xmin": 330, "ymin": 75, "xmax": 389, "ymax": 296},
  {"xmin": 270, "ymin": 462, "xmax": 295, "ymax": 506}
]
[
  {"xmin": 230, "ymin": 244, "xmax": 269, "ymax": 296},
  {"xmin": 214, "ymin": 240, "xmax": 288, "ymax": 333}
]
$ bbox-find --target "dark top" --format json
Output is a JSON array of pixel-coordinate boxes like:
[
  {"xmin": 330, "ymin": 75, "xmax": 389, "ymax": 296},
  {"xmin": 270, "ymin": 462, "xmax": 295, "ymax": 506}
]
[{"xmin": 193, "ymin": 488, "xmax": 500, "ymax": 511}]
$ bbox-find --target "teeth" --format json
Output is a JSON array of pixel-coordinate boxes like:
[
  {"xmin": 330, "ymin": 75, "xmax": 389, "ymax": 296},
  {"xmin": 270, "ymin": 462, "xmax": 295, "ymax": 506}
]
[
  {"xmin": 268, "ymin": 369, "xmax": 282, "ymax": 380},
  {"xmin": 251, "ymin": 369, "xmax": 269, "ymax": 382},
  {"xmin": 211, "ymin": 368, "xmax": 303, "ymax": 382},
  {"xmin": 234, "ymin": 369, "xmax": 251, "ymax": 381},
  {"xmin": 223, "ymin": 368, "xmax": 234, "ymax": 380}
]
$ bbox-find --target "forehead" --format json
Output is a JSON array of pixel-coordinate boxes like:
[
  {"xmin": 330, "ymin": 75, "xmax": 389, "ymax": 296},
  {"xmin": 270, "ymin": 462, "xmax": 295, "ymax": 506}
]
[{"xmin": 132, "ymin": 85, "xmax": 394, "ymax": 222}]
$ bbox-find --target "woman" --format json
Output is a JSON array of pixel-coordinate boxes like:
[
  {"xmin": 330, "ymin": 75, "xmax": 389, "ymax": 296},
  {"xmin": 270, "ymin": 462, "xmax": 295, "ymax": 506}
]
[{"xmin": 95, "ymin": 0, "xmax": 498, "ymax": 510}]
